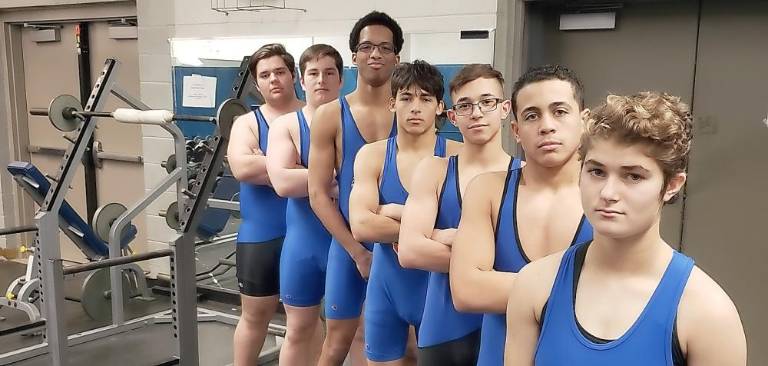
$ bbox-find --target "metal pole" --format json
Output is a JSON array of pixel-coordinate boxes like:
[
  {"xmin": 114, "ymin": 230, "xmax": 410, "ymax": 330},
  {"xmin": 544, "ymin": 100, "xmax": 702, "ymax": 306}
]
[
  {"xmin": 37, "ymin": 58, "xmax": 119, "ymax": 366},
  {"xmin": 76, "ymin": 22, "xmax": 99, "ymax": 226},
  {"xmin": 62, "ymin": 249, "xmax": 172, "ymax": 275}
]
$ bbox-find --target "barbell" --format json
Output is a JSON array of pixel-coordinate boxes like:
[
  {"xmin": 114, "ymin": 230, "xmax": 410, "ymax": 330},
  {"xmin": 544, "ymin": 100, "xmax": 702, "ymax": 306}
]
[{"xmin": 29, "ymin": 94, "xmax": 247, "ymax": 137}]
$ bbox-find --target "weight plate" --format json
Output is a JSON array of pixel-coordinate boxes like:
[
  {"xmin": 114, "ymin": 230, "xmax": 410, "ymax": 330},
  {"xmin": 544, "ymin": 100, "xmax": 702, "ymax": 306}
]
[
  {"xmin": 165, "ymin": 201, "xmax": 181, "ymax": 230},
  {"xmin": 216, "ymin": 98, "xmax": 249, "ymax": 139},
  {"xmin": 48, "ymin": 95, "xmax": 82, "ymax": 132},
  {"xmin": 164, "ymin": 154, "xmax": 177, "ymax": 174},
  {"xmin": 80, "ymin": 268, "xmax": 130, "ymax": 322},
  {"xmin": 93, "ymin": 203, "xmax": 128, "ymax": 243}
]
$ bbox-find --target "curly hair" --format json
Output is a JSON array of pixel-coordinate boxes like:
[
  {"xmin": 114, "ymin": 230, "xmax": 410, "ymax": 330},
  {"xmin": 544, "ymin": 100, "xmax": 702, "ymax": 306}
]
[
  {"xmin": 580, "ymin": 91, "xmax": 694, "ymax": 203},
  {"xmin": 349, "ymin": 11, "xmax": 404, "ymax": 54}
]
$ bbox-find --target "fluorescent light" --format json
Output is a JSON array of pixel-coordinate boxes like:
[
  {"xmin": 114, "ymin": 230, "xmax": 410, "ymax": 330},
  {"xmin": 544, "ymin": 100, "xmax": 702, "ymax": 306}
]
[{"xmin": 560, "ymin": 12, "xmax": 616, "ymax": 30}]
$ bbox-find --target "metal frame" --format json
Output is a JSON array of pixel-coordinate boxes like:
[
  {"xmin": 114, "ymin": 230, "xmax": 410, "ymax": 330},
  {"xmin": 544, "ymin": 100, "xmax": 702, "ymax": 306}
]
[{"xmin": 0, "ymin": 57, "xmax": 236, "ymax": 365}]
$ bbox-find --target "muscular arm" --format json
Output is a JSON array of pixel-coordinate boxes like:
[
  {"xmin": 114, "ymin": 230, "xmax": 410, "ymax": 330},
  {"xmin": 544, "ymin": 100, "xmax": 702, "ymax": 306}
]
[
  {"xmin": 349, "ymin": 144, "xmax": 401, "ymax": 244},
  {"xmin": 450, "ymin": 174, "xmax": 517, "ymax": 313},
  {"xmin": 308, "ymin": 102, "xmax": 368, "ymax": 260},
  {"xmin": 682, "ymin": 268, "xmax": 747, "ymax": 366},
  {"xmin": 266, "ymin": 114, "xmax": 308, "ymax": 198},
  {"xmin": 228, "ymin": 112, "xmax": 271, "ymax": 185},
  {"xmin": 504, "ymin": 254, "xmax": 562, "ymax": 366},
  {"xmin": 398, "ymin": 157, "xmax": 453, "ymax": 272}
]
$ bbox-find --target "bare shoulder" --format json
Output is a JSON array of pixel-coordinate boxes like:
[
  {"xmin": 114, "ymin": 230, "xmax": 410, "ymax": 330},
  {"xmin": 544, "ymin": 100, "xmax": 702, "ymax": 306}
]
[
  {"xmin": 413, "ymin": 156, "xmax": 450, "ymax": 188},
  {"xmin": 360, "ymin": 139, "xmax": 387, "ymax": 156},
  {"xmin": 315, "ymin": 98, "xmax": 341, "ymax": 122},
  {"xmin": 466, "ymin": 170, "xmax": 508, "ymax": 196},
  {"xmin": 272, "ymin": 112, "xmax": 298, "ymax": 131},
  {"xmin": 679, "ymin": 265, "xmax": 743, "ymax": 328},
  {"xmin": 311, "ymin": 99, "xmax": 342, "ymax": 135},
  {"xmin": 355, "ymin": 140, "xmax": 387, "ymax": 169},
  {"xmin": 446, "ymin": 139, "xmax": 463, "ymax": 155},
  {"xmin": 677, "ymin": 264, "xmax": 746, "ymax": 362},
  {"xmin": 233, "ymin": 110, "xmax": 257, "ymax": 129},
  {"xmin": 517, "ymin": 250, "xmax": 568, "ymax": 319}
]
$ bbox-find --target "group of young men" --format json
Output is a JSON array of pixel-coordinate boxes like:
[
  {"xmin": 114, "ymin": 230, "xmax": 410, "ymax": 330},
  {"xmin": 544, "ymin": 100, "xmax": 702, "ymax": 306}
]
[{"xmin": 226, "ymin": 9, "xmax": 747, "ymax": 366}]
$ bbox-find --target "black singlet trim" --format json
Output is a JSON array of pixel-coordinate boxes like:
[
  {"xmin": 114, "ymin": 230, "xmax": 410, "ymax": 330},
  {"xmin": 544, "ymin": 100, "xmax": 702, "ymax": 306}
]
[
  {"xmin": 454, "ymin": 155, "xmax": 463, "ymax": 209},
  {"xmin": 493, "ymin": 170, "xmax": 514, "ymax": 240}
]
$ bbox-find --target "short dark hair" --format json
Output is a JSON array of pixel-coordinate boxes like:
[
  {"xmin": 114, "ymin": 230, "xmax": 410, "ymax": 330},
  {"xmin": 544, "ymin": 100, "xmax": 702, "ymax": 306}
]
[
  {"xmin": 248, "ymin": 43, "xmax": 296, "ymax": 78},
  {"xmin": 349, "ymin": 11, "xmax": 404, "ymax": 54},
  {"xmin": 449, "ymin": 64, "xmax": 505, "ymax": 97},
  {"xmin": 390, "ymin": 60, "xmax": 444, "ymax": 102},
  {"xmin": 299, "ymin": 44, "xmax": 344, "ymax": 77},
  {"xmin": 510, "ymin": 64, "xmax": 584, "ymax": 116}
]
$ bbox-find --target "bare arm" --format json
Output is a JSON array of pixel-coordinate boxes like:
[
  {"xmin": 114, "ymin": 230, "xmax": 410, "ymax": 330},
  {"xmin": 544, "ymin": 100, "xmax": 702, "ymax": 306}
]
[
  {"xmin": 308, "ymin": 102, "xmax": 371, "ymax": 269},
  {"xmin": 683, "ymin": 268, "xmax": 747, "ymax": 366},
  {"xmin": 349, "ymin": 143, "xmax": 401, "ymax": 244},
  {"xmin": 450, "ymin": 174, "xmax": 517, "ymax": 313},
  {"xmin": 504, "ymin": 264, "xmax": 546, "ymax": 366},
  {"xmin": 228, "ymin": 112, "xmax": 271, "ymax": 185},
  {"xmin": 266, "ymin": 114, "xmax": 308, "ymax": 198},
  {"xmin": 398, "ymin": 157, "xmax": 453, "ymax": 272}
]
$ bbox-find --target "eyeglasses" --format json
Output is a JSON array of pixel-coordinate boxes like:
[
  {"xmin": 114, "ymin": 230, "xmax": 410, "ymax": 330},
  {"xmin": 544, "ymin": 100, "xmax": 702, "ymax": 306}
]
[
  {"xmin": 452, "ymin": 98, "xmax": 503, "ymax": 116},
  {"xmin": 356, "ymin": 42, "xmax": 396, "ymax": 55}
]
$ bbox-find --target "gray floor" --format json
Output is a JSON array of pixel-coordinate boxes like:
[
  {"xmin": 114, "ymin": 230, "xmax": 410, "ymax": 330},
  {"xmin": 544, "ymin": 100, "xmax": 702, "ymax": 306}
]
[{"xmin": 0, "ymin": 256, "xmax": 283, "ymax": 366}]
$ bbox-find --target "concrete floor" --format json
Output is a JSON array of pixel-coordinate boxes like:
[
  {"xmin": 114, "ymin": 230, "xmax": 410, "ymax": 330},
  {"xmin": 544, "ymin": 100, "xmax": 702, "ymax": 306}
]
[{"xmin": 0, "ymin": 257, "xmax": 283, "ymax": 365}]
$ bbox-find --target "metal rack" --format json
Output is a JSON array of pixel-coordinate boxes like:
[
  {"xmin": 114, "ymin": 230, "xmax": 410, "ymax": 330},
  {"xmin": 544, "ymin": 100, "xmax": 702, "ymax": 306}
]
[{"xmin": 210, "ymin": 0, "xmax": 306, "ymax": 15}]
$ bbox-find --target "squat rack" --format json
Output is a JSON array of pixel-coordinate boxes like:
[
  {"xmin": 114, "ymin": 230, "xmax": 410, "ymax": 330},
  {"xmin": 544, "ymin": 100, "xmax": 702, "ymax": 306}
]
[{"xmin": 0, "ymin": 58, "xmax": 249, "ymax": 365}]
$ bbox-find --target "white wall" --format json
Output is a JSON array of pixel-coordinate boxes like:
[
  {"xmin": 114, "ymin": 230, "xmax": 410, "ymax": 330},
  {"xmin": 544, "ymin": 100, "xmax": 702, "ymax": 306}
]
[
  {"xmin": 137, "ymin": 0, "xmax": 176, "ymax": 275},
  {"xmin": 136, "ymin": 0, "xmax": 500, "ymax": 275}
]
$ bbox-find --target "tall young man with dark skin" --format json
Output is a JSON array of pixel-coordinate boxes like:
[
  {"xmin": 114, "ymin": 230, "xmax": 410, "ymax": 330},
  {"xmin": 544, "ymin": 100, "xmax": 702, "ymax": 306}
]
[{"xmin": 308, "ymin": 11, "xmax": 404, "ymax": 366}]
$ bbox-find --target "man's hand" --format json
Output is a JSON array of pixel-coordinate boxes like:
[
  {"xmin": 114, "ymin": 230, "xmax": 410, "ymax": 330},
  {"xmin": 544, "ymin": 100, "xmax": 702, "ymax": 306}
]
[
  {"xmin": 352, "ymin": 249, "xmax": 372, "ymax": 279},
  {"xmin": 432, "ymin": 228, "xmax": 457, "ymax": 246},
  {"xmin": 378, "ymin": 203, "xmax": 404, "ymax": 221}
]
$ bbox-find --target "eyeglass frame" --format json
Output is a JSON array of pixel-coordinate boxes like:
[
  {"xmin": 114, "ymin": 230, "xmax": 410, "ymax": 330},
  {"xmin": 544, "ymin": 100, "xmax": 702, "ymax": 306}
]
[
  {"xmin": 355, "ymin": 41, "xmax": 396, "ymax": 55},
  {"xmin": 451, "ymin": 97, "xmax": 505, "ymax": 116}
]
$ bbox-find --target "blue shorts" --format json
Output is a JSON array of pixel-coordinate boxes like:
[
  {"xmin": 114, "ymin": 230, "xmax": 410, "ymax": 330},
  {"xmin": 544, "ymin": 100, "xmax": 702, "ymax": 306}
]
[
  {"xmin": 364, "ymin": 245, "xmax": 429, "ymax": 362},
  {"xmin": 279, "ymin": 229, "xmax": 331, "ymax": 307},
  {"xmin": 323, "ymin": 238, "xmax": 370, "ymax": 319}
]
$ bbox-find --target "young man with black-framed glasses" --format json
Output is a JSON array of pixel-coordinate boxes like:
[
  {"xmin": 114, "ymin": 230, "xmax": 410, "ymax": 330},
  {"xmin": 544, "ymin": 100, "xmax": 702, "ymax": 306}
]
[
  {"xmin": 398, "ymin": 64, "xmax": 520, "ymax": 366},
  {"xmin": 308, "ymin": 10, "xmax": 403, "ymax": 366}
]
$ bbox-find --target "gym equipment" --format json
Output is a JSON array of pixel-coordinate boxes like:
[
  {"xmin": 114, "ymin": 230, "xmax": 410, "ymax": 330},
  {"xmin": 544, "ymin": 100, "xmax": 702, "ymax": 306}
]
[
  {"xmin": 2, "ymin": 162, "xmax": 152, "ymax": 323},
  {"xmin": 29, "ymin": 94, "xmax": 215, "ymax": 131},
  {"xmin": 0, "ymin": 58, "xmax": 251, "ymax": 366}
]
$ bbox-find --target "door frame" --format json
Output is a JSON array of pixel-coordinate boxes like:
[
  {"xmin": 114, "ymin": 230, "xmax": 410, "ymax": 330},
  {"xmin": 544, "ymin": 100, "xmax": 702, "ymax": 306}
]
[{"xmin": 0, "ymin": 1, "xmax": 136, "ymax": 251}]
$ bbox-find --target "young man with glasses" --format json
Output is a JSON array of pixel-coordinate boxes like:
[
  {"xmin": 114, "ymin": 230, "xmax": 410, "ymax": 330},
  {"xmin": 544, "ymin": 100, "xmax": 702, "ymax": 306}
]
[
  {"xmin": 397, "ymin": 64, "xmax": 520, "ymax": 366},
  {"xmin": 308, "ymin": 11, "xmax": 403, "ymax": 366},
  {"xmin": 449, "ymin": 64, "xmax": 594, "ymax": 366}
]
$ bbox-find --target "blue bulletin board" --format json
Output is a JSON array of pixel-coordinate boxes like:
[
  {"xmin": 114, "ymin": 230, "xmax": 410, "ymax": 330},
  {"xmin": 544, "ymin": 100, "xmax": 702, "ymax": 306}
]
[{"xmin": 172, "ymin": 64, "xmax": 465, "ymax": 140}]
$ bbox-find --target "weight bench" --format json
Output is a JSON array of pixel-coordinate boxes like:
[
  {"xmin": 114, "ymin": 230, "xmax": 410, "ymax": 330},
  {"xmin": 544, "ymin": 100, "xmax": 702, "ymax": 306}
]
[
  {"xmin": 7, "ymin": 161, "xmax": 136, "ymax": 260},
  {"xmin": 2, "ymin": 161, "xmax": 152, "ymax": 322}
]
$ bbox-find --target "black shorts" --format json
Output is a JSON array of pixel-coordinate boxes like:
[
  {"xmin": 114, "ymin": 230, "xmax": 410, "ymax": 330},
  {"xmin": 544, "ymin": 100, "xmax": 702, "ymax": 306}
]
[
  {"xmin": 417, "ymin": 329, "xmax": 481, "ymax": 366},
  {"xmin": 235, "ymin": 237, "xmax": 283, "ymax": 297}
]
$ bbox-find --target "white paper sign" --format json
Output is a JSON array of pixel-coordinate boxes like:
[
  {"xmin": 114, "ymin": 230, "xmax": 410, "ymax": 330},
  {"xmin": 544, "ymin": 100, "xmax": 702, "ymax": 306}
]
[{"xmin": 182, "ymin": 74, "xmax": 217, "ymax": 108}]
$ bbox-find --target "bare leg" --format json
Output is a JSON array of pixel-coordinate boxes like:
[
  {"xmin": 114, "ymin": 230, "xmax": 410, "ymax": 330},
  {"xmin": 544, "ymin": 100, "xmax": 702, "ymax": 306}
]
[
  {"xmin": 318, "ymin": 317, "xmax": 362, "ymax": 366},
  {"xmin": 233, "ymin": 294, "xmax": 279, "ymax": 366},
  {"xmin": 279, "ymin": 304, "xmax": 325, "ymax": 366}
]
